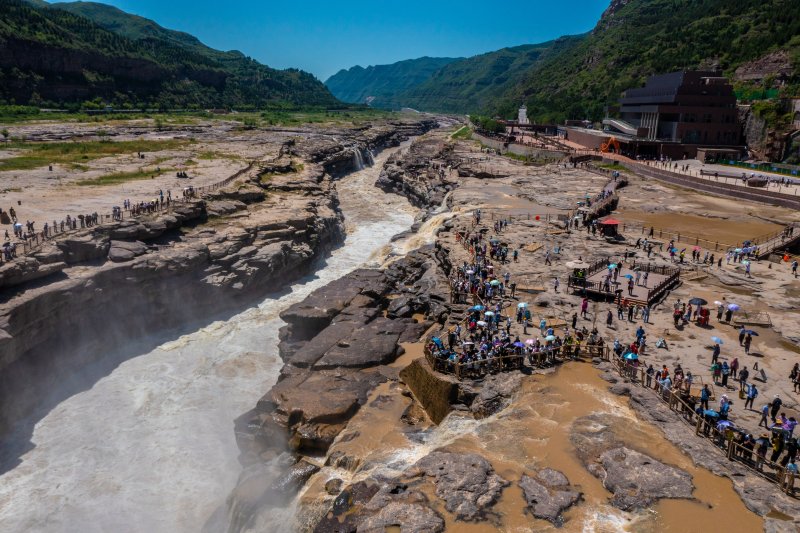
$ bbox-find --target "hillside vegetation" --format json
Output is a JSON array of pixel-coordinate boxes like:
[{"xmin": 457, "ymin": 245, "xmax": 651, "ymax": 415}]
[
  {"xmin": 494, "ymin": 0, "xmax": 800, "ymax": 122},
  {"xmin": 0, "ymin": 0, "xmax": 338, "ymax": 109},
  {"xmin": 326, "ymin": 57, "xmax": 460, "ymax": 107},
  {"xmin": 326, "ymin": 0, "xmax": 800, "ymax": 122}
]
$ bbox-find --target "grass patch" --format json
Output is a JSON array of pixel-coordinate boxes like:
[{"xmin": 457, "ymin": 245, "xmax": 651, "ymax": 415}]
[
  {"xmin": 598, "ymin": 162, "xmax": 630, "ymax": 172},
  {"xmin": 76, "ymin": 167, "xmax": 174, "ymax": 186},
  {"xmin": 0, "ymin": 139, "xmax": 191, "ymax": 172},
  {"xmin": 451, "ymin": 126, "xmax": 472, "ymax": 140},
  {"xmin": 196, "ymin": 150, "xmax": 242, "ymax": 161}
]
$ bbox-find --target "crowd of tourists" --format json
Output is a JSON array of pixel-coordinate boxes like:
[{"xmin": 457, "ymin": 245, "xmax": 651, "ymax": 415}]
[{"xmin": 1, "ymin": 188, "xmax": 185, "ymax": 263}]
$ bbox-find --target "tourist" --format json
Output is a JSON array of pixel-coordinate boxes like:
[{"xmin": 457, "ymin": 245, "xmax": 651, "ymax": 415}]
[
  {"xmin": 717, "ymin": 302, "xmax": 724, "ymax": 321},
  {"xmin": 771, "ymin": 395, "xmax": 783, "ymax": 423},
  {"xmin": 786, "ymin": 459, "xmax": 798, "ymax": 495},
  {"xmin": 646, "ymin": 364, "xmax": 654, "ymax": 387},
  {"xmin": 745, "ymin": 383, "xmax": 758, "ymax": 410},
  {"xmin": 758, "ymin": 402, "xmax": 772, "ymax": 428},
  {"xmin": 712, "ymin": 343, "xmax": 721, "ymax": 363},
  {"xmin": 721, "ymin": 361, "xmax": 730, "ymax": 388},
  {"xmin": 739, "ymin": 325, "xmax": 746, "ymax": 346},
  {"xmin": 743, "ymin": 334, "xmax": 752, "ymax": 355},
  {"xmin": 641, "ymin": 304, "xmax": 650, "ymax": 323},
  {"xmin": 730, "ymin": 357, "xmax": 739, "ymax": 379},
  {"xmin": 700, "ymin": 384, "xmax": 710, "ymax": 410}
]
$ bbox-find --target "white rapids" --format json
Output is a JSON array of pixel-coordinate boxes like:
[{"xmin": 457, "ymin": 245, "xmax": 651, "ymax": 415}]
[{"xmin": 0, "ymin": 144, "xmax": 419, "ymax": 533}]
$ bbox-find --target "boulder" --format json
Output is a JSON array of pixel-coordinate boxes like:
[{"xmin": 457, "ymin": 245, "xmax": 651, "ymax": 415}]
[
  {"xmin": 519, "ymin": 469, "xmax": 582, "ymax": 526},
  {"xmin": 358, "ymin": 502, "xmax": 444, "ymax": 533},
  {"xmin": 408, "ymin": 451, "xmax": 508, "ymax": 521},
  {"xmin": 469, "ymin": 372, "xmax": 524, "ymax": 418},
  {"xmin": 0, "ymin": 257, "xmax": 66, "ymax": 289},
  {"xmin": 56, "ymin": 232, "xmax": 110, "ymax": 263},
  {"xmin": 596, "ymin": 447, "xmax": 694, "ymax": 510},
  {"xmin": 571, "ymin": 414, "xmax": 694, "ymax": 511},
  {"xmin": 108, "ymin": 240, "xmax": 148, "ymax": 263}
]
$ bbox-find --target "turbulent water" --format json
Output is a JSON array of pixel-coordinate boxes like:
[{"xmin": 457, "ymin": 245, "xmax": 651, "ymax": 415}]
[{"xmin": 0, "ymin": 145, "xmax": 420, "ymax": 533}]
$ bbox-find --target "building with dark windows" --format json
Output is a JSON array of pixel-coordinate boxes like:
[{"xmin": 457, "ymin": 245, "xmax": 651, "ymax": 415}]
[{"xmin": 564, "ymin": 71, "xmax": 745, "ymax": 160}]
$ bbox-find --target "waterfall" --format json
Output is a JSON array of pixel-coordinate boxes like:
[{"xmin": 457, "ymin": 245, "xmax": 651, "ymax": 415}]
[{"xmin": 351, "ymin": 148, "xmax": 364, "ymax": 171}]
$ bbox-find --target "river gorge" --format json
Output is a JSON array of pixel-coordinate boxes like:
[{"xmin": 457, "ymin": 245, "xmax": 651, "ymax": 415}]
[{"xmin": 1, "ymin": 119, "xmax": 798, "ymax": 533}]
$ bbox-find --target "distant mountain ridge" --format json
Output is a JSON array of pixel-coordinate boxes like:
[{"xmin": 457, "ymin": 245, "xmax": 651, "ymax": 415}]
[
  {"xmin": 326, "ymin": 57, "xmax": 460, "ymax": 108},
  {"xmin": 327, "ymin": 0, "xmax": 800, "ymax": 121},
  {"xmin": 0, "ymin": 0, "xmax": 338, "ymax": 109}
]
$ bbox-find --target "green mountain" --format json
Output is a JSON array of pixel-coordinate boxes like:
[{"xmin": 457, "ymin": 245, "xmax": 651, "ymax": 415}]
[
  {"xmin": 328, "ymin": 0, "xmax": 800, "ymax": 121},
  {"xmin": 399, "ymin": 39, "xmax": 583, "ymax": 114},
  {"xmin": 325, "ymin": 57, "xmax": 460, "ymax": 108},
  {"xmin": 0, "ymin": 0, "xmax": 338, "ymax": 109}
]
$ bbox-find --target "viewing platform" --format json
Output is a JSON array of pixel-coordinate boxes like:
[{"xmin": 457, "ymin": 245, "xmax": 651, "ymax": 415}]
[{"xmin": 567, "ymin": 259, "xmax": 681, "ymax": 306}]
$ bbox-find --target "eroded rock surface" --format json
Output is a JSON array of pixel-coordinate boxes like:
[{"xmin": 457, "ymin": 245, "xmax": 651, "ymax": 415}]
[
  {"xmin": 407, "ymin": 451, "xmax": 508, "ymax": 521},
  {"xmin": 571, "ymin": 414, "xmax": 694, "ymax": 510},
  {"xmin": 519, "ymin": 468, "xmax": 582, "ymax": 526}
]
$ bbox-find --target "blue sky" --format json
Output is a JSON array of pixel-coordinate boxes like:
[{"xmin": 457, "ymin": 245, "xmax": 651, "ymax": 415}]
[{"xmin": 51, "ymin": 0, "xmax": 610, "ymax": 81}]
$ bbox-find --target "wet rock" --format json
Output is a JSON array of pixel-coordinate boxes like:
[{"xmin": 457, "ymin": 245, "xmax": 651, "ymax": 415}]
[
  {"xmin": 609, "ymin": 383, "xmax": 631, "ymax": 396},
  {"xmin": 519, "ymin": 469, "xmax": 582, "ymax": 526},
  {"xmin": 325, "ymin": 478, "xmax": 343, "ymax": 495},
  {"xmin": 408, "ymin": 450, "xmax": 508, "ymax": 521},
  {"xmin": 358, "ymin": 501, "xmax": 444, "ymax": 533},
  {"xmin": 469, "ymin": 371, "xmax": 524, "ymax": 418},
  {"xmin": 571, "ymin": 414, "xmax": 694, "ymax": 510},
  {"xmin": 596, "ymin": 446, "xmax": 694, "ymax": 510}
]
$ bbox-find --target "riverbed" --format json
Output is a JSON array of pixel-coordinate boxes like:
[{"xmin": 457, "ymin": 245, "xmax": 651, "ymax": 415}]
[{"xmin": 0, "ymin": 144, "xmax": 419, "ymax": 533}]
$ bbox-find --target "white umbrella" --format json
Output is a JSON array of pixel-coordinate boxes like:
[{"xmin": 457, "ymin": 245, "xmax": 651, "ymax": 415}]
[{"xmin": 484, "ymin": 311, "xmax": 495, "ymax": 317}]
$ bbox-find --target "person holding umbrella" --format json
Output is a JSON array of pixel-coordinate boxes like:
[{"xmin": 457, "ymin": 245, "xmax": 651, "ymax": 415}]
[
  {"xmin": 739, "ymin": 325, "xmax": 746, "ymax": 346},
  {"xmin": 744, "ymin": 333, "xmax": 752, "ymax": 354},
  {"xmin": 711, "ymin": 341, "xmax": 721, "ymax": 364}
]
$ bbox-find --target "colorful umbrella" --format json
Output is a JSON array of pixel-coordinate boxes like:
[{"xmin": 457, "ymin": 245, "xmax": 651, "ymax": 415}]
[
  {"xmin": 623, "ymin": 274, "xmax": 634, "ymax": 279},
  {"xmin": 471, "ymin": 305, "xmax": 484, "ymax": 311},
  {"xmin": 517, "ymin": 302, "xmax": 528, "ymax": 308},
  {"xmin": 608, "ymin": 263, "xmax": 617, "ymax": 269},
  {"xmin": 490, "ymin": 279, "xmax": 501, "ymax": 286},
  {"xmin": 484, "ymin": 311, "xmax": 495, "ymax": 317},
  {"xmin": 727, "ymin": 304, "xmax": 740, "ymax": 311},
  {"xmin": 513, "ymin": 341, "xmax": 525, "ymax": 348},
  {"xmin": 525, "ymin": 339, "xmax": 535, "ymax": 345},
  {"xmin": 711, "ymin": 336, "xmax": 724, "ymax": 344},
  {"xmin": 743, "ymin": 330, "xmax": 759, "ymax": 336},
  {"xmin": 689, "ymin": 297, "xmax": 708, "ymax": 306},
  {"xmin": 545, "ymin": 335, "xmax": 556, "ymax": 342},
  {"xmin": 624, "ymin": 353, "xmax": 639, "ymax": 360}
]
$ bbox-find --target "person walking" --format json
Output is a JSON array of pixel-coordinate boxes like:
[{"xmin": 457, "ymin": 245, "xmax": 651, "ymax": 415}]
[
  {"xmin": 642, "ymin": 304, "xmax": 650, "ymax": 323},
  {"xmin": 700, "ymin": 384, "xmax": 711, "ymax": 411},
  {"xmin": 739, "ymin": 325, "xmax": 746, "ymax": 346},
  {"xmin": 745, "ymin": 383, "xmax": 758, "ymax": 410},
  {"xmin": 743, "ymin": 333, "xmax": 752, "ymax": 355},
  {"xmin": 730, "ymin": 357, "xmax": 739, "ymax": 379},
  {"xmin": 580, "ymin": 298, "xmax": 588, "ymax": 319},
  {"xmin": 786, "ymin": 459, "xmax": 798, "ymax": 496},
  {"xmin": 712, "ymin": 343, "xmax": 721, "ymax": 364},
  {"xmin": 771, "ymin": 395, "xmax": 783, "ymax": 423},
  {"xmin": 606, "ymin": 310, "xmax": 613, "ymax": 327},
  {"xmin": 759, "ymin": 403, "xmax": 771, "ymax": 428},
  {"xmin": 739, "ymin": 366, "xmax": 749, "ymax": 391}
]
